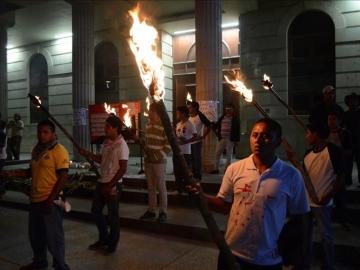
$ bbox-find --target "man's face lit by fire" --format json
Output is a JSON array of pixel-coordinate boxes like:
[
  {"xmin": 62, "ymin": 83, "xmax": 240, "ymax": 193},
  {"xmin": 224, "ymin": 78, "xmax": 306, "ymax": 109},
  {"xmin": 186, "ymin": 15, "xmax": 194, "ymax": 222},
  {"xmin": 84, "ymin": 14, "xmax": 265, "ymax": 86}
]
[
  {"xmin": 37, "ymin": 125, "xmax": 56, "ymax": 144},
  {"xmin": 188, "ymin": 104, "xmax": 196, "ymax": 115},
  {"xmin": 328, "ymin": 114, "xmax": 339, "ymax": 130},
  {"xmin": 306, "ymin": 129, "xmax": 317, "ymax": 146},
  {"xmin": 104, "ymin": 122, "xmax": 118, "ymax": 139},
  {"xmin": 250, "ymin": 122, "xmax": 280, "ymax": 157},
  {"xmin": 148, "ymin": 108, "xmax": 160, "ymax": 124},
  {"xmin": 225, "ymin": 107, "xmax": 234, "ymax": 117}
]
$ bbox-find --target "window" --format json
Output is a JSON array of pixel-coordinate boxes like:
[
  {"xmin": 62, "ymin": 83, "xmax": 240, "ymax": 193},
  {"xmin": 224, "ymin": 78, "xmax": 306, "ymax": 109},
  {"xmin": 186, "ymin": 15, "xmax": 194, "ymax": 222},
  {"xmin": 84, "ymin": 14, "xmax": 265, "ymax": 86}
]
[
  {"xmin": 29, "ymin": 54, "xmax": 48, "ymax": 123},
  {"xmin": 288, "ymin": 11, "xmax": 335, "ymax": 115},
  {"xmin": 95, "ymin": 42, "xmax": 119, "ymax": 104}
]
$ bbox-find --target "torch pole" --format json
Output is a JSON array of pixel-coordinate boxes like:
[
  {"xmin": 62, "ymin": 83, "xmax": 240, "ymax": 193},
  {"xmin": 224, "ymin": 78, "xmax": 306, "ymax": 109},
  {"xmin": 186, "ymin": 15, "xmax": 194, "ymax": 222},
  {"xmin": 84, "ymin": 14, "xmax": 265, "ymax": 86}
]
[
  {"xmin": 252, "ymin": 100, "xmax": 270, "ymax": 118},
  {"xmin": 28, "ymin": 94, "xmax": 101, "ymax": 178},
  {"xmin": 151, "ymin": 96, "xmax": 241, "ymax": 270},
  {"xmin": 266, "ymin": 86, "xmax": 307, "ymax": 132}
]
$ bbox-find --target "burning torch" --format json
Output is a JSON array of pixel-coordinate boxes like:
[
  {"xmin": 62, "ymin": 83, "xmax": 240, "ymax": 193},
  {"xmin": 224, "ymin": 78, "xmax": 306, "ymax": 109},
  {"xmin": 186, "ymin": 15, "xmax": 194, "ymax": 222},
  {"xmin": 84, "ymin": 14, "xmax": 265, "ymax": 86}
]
[
  {"xmin": 128, "ymin": 5, "xmax": 240, "ymax": 270},
  {"xmin": 224, "ymin": 71, "xmax": 319, "ymax": 204},
  {"xmin": 28, "ymin": 94, "xmax": 101, "ymax": 178},
  {"xmin": 262, "ymin": 74, "xmax": 307, "ymax": 132}
]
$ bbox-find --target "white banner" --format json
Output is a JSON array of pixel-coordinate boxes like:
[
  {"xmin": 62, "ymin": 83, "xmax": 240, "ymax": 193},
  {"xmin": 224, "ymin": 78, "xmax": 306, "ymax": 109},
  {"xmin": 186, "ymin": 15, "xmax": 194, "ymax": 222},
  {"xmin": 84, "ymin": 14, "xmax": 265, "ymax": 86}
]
[{"xmin": 198, "ymin": 100, "xmax": 219, "ymax": 122}]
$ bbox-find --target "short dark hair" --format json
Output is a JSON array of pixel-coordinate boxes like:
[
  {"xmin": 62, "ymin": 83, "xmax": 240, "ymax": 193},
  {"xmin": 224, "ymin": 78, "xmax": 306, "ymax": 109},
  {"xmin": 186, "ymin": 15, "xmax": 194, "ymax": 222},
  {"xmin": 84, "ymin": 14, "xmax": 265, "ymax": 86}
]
[
  {"xmin": 189, "ymin": 101, "xmax": 199, "ymax": 111},
  {"xmin": 106, "ymin": 115, "xmax": 122, "ymax": 134},
  {"xmin": 225, "ymin": 103, "xmax": 235, "ymax": 109},
  {"xmin": 177, "ymin": 106, "xmax": 189, "ymax": 118},
  {"xmin": 38, "ymin": 119, "xmax": 55, "ymax": 132},
  {"xmin": 307, "ymin": 123, "xmax": 330, "ymax": 139},
  {"xmin": 254, "ymin": 118, "xmax": 282, "ymax": 142}
]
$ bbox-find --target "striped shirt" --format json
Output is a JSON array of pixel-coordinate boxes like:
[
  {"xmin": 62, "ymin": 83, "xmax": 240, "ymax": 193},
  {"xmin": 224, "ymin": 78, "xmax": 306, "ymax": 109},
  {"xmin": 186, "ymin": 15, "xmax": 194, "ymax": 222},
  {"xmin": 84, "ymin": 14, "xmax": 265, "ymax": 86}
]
[
  {"xmin": 220, "ymin": 116, "xmax": 232, "ymax": 139},
  {"xmin": 144, "ymin": 122, "xmax": 171, "ymax": 164}
]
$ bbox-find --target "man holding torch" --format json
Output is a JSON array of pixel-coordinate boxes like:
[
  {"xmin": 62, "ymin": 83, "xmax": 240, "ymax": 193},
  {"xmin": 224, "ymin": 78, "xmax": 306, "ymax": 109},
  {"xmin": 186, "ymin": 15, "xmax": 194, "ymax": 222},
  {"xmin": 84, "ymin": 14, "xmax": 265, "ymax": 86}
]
[
  {"xmin": 139, "ymin": 103, "xmax": 171, "ymax": 222},
  {"xmin": 79, "ymin": 115, "xmax": 129, "ymax": 254},
  {"xmin": 211, "ymin": 103, "xmax": 240, "ymax": 174},
  {"xmin": 188, "ymin": 101, "xmax": 211, "ymax": 181},
  {"xmin": 188, "ymin": 118, "xmax": 310, "ymax": 270},
  {"xmin": 15, "ymin": 120, "xmax": 70, "ymax": 270}
]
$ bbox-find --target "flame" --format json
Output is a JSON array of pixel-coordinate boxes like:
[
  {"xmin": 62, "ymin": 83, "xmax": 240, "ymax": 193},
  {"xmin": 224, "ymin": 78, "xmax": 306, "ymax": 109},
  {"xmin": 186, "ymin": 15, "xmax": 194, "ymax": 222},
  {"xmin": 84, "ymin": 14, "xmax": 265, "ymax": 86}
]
[
  {"xmin": 144, "ymin": 96, "xmax": 150, "ymax": 117},
  {"xmin": 262, "ymin": 74, "xmax": 272, "ymax": 90},
  {"xmin": 186, "ymin": 92, "xmax": 192, "ymax": 102},
  {"xmin": 122, "ymin": 104, "xmax": 132, "ymax": 127},
  {"xmin": 104, "ymin": 102, "xmax": 117, "ymax": 115},
  {"xmin": 128, "ymin": 5, "xmax": 165, "ymax": 101},
  {"xmin": 35, "ymin": 96, "xmax": 41, "ymax": 108},
  {"xmin": 224, "ymin": 72, "xmax": 253, "ymax": 102}
]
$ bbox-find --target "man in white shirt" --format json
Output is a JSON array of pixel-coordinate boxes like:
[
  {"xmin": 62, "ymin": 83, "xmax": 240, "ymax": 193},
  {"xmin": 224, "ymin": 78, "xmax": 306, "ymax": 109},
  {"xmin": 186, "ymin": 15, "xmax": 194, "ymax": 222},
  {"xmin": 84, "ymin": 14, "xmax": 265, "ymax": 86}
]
[
  {"xmin": 80, "ymin": 115, "xmax": 129, "ymax": 254},
  {"xmin": 188, "ymin": 101, "xmax": 211, "ymax": 181},
  {"xmin": 304, "ymin": 123, "xmax": 344, "ymax": 270},
  {"xmin": 174, "ymin": 106, "xmax": 197, "ymax": 192},
  {"xmin": 7, "ymin": 113, "xmax": 24, "ymax": 160},
  {"xmin": 212, "ymin": 104, "xmax": 240, "ymax": 174},
  {"xmin": 188, "ymin": 118, "xmax": 309, "ymax": 269}
]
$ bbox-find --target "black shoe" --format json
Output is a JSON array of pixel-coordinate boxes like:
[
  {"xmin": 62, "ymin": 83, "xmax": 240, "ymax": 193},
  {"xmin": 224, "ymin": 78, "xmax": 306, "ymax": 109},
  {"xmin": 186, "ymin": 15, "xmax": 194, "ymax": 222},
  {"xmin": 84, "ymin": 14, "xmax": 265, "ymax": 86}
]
[
  {"xmin": 140, "ymin": 210, "xmax": 156, "ymax": 220},
  {"xmin": 104, "ymin": 245, "xmax": 117, "ymax": 255},
  {"xmin": 210, "ymin": 169, "xmax": 219, "ymax": 174},
  {"xmin": 157, "ymin": 212, "xmax": 167, "ymax": 222},
  {"xmin": 88, "ymin": 240, "xmax": 107, "ymax": 250}
]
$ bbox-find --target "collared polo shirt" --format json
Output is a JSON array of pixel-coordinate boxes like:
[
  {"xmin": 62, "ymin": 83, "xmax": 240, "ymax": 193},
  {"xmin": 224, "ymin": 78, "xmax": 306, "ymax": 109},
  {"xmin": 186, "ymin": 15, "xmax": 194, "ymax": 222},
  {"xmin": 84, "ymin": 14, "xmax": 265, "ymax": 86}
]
[
  {"xmin": 304, "ymin": 144, "xmax": 343, "ymax": 207},
  {"xmin": 175, "ymin": 120, "xmax": 196, "ymax": 155},
  {"xmin": 99, "ymin": 134, "xmax": 129, "ymax": 183},
  {"xmin": 217, "ymin": 155, "xmax": 309, "ymax": 266},
  {"xmin": 30, "ymin": 143, "xmax": 69, "ymax": 203},
  {"xmin": 189, "ymin": 114, "xmax": 204, "ymax": 144}
]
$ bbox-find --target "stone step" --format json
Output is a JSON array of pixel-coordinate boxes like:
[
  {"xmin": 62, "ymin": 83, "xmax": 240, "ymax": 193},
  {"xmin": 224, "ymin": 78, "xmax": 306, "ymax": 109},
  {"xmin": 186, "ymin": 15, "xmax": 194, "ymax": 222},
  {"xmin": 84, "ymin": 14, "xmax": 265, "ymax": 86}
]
[
  {"xmin": 0, "ymin": 191, "xmax": 226, "ymax": 242},
  {"xmin": 1, "ymin": 191, "xmax": 360, "ymax": 244},
  {"xmin": 1, "ymin": 192, "xmax": 360, "ymax": 267}
]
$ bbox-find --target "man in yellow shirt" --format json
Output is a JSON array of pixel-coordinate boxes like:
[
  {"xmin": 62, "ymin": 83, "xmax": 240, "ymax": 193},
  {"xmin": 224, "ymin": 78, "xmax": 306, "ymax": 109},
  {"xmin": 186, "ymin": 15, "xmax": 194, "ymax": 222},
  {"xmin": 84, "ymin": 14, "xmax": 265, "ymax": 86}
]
[{"xmin": 16, "ymin": 120, "xmax": 70, "ymax": 270}]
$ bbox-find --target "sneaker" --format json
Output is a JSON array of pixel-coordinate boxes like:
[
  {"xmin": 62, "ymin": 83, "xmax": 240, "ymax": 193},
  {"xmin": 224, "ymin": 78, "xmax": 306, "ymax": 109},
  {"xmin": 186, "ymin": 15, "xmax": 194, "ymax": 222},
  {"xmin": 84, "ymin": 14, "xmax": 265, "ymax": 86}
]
[
  {"xmin": 210, "ymin": 169, "xmax": 219, "ymax": 174},
  {"xmin": 88, "ymin": 240, "xmax": 107, "ymax": 250},
  {"xmin": 140, "ymin": 210, "xmax": 156, "ymax": 220},
  {"xmin": 19, "ymin": 262, "xmax": 48, "ymax": 270},
  {"xmin": 157, "ymin": 212, "xmax": 167, "ymax": 222}
]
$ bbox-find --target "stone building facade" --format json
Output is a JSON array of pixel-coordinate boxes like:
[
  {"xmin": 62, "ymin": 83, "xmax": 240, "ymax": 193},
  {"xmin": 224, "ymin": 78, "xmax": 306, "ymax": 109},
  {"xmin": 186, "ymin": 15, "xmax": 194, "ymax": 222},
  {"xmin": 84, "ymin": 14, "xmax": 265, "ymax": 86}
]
[{"xmin": 2, "ymin": 0, "xmax": 360, "ymax": 160}]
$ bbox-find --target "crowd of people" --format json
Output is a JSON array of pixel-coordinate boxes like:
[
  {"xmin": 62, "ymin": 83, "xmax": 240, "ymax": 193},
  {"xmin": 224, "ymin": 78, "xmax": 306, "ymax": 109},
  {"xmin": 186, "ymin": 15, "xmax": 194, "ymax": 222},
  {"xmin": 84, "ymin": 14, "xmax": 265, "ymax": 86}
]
[{"xmin": 0, "ymin": 85, "xmax": 359, "ymax": 270}]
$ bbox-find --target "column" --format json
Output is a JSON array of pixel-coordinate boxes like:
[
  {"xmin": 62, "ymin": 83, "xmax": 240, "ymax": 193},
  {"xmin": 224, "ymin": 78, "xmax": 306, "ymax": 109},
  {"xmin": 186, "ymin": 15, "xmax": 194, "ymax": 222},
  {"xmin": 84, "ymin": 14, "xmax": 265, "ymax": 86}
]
[
  {"xmin": 0, "ymin": 14, "xmax": 14, "ymax": 121},
  {"xmin": 195, "ymin": 0, "xmax": 222, "ymax": 172},
  {"xmin": 72, "ymin": 1, "xmax": 95, "ymax": 158}
]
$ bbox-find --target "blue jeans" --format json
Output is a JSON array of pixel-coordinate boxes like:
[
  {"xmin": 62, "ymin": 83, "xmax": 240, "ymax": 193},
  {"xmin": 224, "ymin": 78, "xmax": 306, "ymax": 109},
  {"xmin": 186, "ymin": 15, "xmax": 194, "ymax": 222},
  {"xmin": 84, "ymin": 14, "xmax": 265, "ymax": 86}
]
[
  {"xmin": 306, "ymin": 206, "xmax": 336, "ymax": 270},
  {"xmin": 91, "ymin": 182, "xmax": 122, "ymax": 248},
  {"xmin": 29, "ymin": 202, "xmax": 69, "ymax": 270}
]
